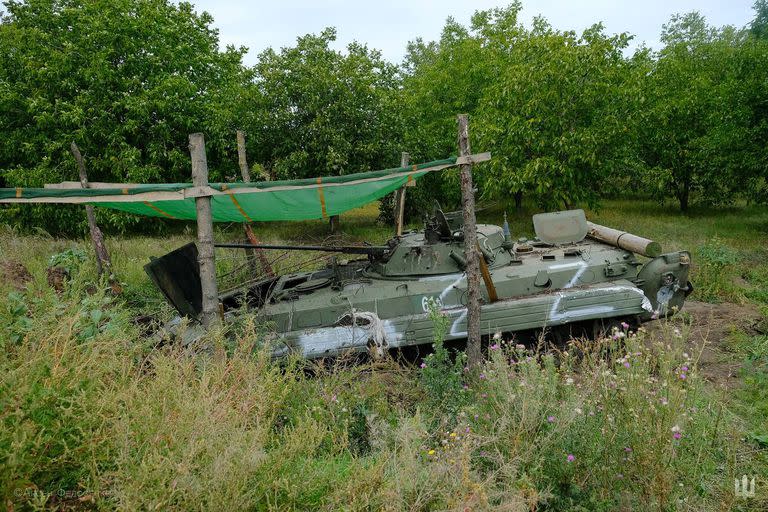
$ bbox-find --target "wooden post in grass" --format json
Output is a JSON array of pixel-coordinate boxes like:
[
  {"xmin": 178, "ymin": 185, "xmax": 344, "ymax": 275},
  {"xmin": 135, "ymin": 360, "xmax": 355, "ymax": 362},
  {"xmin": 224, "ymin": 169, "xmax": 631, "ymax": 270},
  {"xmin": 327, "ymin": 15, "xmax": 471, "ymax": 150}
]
[
  {"xmin": 70, "ymin": 142, "xmax": 121, "ymax": 293},
  {"xmin": 189, "ymin": 133, "xmax": 220, "ymax": 328},
  {"xmin": 236, "ymin": 131, "xmax": 273, "ymax": 277},
  {"xmin": 394, "ymin": 152, "xmax": 410, "ymax": 236},
  {"xmin": 457, "ymin": 114, "xmax": 482, "ymax": 366}
]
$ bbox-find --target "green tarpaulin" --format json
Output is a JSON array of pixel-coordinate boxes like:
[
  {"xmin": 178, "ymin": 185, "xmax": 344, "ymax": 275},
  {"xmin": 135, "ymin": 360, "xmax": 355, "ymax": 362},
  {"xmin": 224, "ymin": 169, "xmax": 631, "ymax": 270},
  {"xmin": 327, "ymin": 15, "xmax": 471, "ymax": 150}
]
[{"xmin": 0, "ymin": 157, "xmax": 466, "ymax": 222}]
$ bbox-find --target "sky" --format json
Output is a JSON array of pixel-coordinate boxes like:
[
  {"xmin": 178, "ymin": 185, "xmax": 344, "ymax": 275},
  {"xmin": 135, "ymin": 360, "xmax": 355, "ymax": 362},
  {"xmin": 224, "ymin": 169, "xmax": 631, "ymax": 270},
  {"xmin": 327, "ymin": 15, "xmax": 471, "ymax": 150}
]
[{"xmin": 192, "ymin": 0, "xmax": 758, "ymax": 66}]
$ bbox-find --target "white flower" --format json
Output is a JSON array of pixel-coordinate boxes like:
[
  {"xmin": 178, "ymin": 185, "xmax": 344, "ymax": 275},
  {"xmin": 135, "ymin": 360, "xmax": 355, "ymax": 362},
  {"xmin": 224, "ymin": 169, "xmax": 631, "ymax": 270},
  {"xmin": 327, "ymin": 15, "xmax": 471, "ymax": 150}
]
[
  {"xmin": 493, "ymin": 332, "xmax": 502, "ymax": 341},
  {"xmin": 566, "ymin": 377, "xmax": 575, "ymax": 385},
  {"xmin": 671, "ymin": 424, "xmax": 680, "ymax": 433},
  {"xmin": 574, "ymin": 407, "xmax": 583, "ymax": 415}
]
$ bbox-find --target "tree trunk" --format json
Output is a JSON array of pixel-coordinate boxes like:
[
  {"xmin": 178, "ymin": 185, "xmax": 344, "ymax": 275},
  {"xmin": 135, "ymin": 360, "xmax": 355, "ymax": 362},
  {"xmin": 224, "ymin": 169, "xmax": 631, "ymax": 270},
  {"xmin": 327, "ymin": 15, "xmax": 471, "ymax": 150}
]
[
  {"xmin": 514, "ymin": 190, "xmax": 523, "ymax": 212},
  {"xmin": 70, "ymin": 142, "xmax": 121, "ymax": 294},
  {"xmin": 678, "ymin": 177, "xmax": 690, "ymax": 212},
  {"xmin": 189, "ymin": 133, "xmax": 220, "ymax": 328},
  {"xmin": 394, "ymin": 152, "xmax": 410, "ymax": 236},
  {"xmin": 457, "ymin": 114, "xmax": 482, "ymax": 367}
]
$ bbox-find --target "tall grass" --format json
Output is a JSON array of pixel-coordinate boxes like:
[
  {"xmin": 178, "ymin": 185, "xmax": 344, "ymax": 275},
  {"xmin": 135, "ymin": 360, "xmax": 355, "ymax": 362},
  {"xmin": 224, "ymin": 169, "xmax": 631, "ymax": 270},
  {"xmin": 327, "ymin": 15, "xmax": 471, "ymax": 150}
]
[
  {"xmin": 1, "ymin": 277, "xmax": 758, "ymax": 509},
  {"xmin": 2, "ymin": 200, "xmax": 767, "ymax": 509}
]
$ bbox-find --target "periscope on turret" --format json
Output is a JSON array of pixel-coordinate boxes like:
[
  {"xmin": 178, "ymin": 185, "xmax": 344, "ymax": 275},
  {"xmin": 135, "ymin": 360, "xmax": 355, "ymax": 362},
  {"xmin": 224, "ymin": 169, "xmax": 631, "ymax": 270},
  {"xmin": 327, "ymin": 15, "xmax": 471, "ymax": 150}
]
[{"xmin": 146, "ymin": 208, "xmax": 692, "ymax": 359}]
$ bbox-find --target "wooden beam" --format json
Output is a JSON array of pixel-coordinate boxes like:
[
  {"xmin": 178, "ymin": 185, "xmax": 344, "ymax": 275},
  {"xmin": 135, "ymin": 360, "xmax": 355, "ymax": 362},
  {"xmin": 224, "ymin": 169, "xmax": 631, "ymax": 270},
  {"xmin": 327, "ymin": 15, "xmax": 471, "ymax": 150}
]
[
  {"xmin": 70, "ymin": 142, "xmax": 120, "ymax": 293},
  {"xmin": 236, "ymin": 130, "xmax": 273, "ymax": 277},
  {"xmin": 394, "ymin": 152, "xmax": 409, "ymax": 236},
  {"xmin": 457, "ymin": 114, "xmax": 482, "ymax": 367},
  {"xmin": 189, "ymin": 133, "xmax": 220, "ymax": 328}
]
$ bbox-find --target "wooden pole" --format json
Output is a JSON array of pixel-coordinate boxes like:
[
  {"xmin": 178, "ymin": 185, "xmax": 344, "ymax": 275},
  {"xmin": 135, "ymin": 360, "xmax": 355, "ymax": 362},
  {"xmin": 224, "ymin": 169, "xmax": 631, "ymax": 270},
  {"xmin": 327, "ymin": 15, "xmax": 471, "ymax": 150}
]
[
  {"xmin": 236, "ymin": 131, "xmax": 273, "ymax": 277},
  {"xmin": 189, "ymin": 133, "xmax": 220, "ymax": 328},
  {"xmin": 70, "ymin": 142, "xmax": 120, "ymax": 293},
  {"xmin": 394, "ymin": 152, "xmax": 409, "ymax": 236},
  {"xmin": 457, "ymin": 114, "xmax": 482, "ymax": 366}
]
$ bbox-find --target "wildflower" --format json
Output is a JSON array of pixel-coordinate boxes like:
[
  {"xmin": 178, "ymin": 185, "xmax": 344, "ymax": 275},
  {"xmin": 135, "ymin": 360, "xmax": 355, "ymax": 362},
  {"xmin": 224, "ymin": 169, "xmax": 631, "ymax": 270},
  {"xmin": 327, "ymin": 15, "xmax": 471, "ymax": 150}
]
[
  {"xmin": 673, "ymin": 432, "xmax": 682, "ymax": 440},
  {"xmin": 428, "ymin": 449, "xmax": 435, "ymax": 456},
  {"xmin": 515, "ymin": 344, "xmax": 525, "ymax": 350},
  {"xmin": 679, "ymin": 373, "xmax": 687, "ymax": 380},
  {"xmin": 493, "ymin": 332, "xmax": 502, "ymax": 341},
  {"xmin": 567, "ymin": 454, "xmax": 575, "ymax": 463},
  {"xmin": 681, "ymin": 365, "xmax": 689, "ymax": 372},
  {"xmin": 449, "ymin": 432, "xmax": 457, "ymax": 438},
  {"xmin": 623, "ymin": 362, "xmax": 631, "ymax": 368},
  {"xmin": 671, "ymin": 425, "xmax": 682, "ymax": 440},
  {"xmin": 624, "ymin": 447, "xmax": 632, "ymax": 453},
  {"xmin": 420, "ymin": 362, "xmax": 427, "ymax": 369},
  {"xmin": 660, "ymin": 397, "xmax": 669, "ymax": 406},
  {"xmin": 481, "ymin": 393, "xmax": 487, "ymax": 398},
  {"xmin": 547, "ymin": 416, "xmax": 556, "ymax": 423},
  {"xmin": 616, "ymin": 473, "xmax": 624, "ymax": 479},
  {"xmin": 465, "ymin": 426, "xmax": 470, "ymax": 433},
  {"xmin": 462, "ymin": 384, "xmax": 469, "ymax": 390},
  {"xmin": 479, "ymin": 373, "xmax": 486, "ymax": 380},
  {"xmin": 574, "ymin": 408, "xmax": 583, "ymax": 415},
  {"xmin": 674, "ymin": 328, "xmax": 682, "ymax": 338},
  {"xmin": 621, "ymin": 321, "xmax": 630, "ymax": 330},
  {"xmin": 652, "ymin": 310, "xmax": 659, "ymax": 320},
  {"xmin": 490, "ymin": 343, "xmax": 500, "ymax": 350},
  {"xmin": 331, "ymin": 394, "xmax": 338, "ymax": 403},
  {"xmin": 566, "ymin": 377, "xmax": 574, "ymax": 385}
]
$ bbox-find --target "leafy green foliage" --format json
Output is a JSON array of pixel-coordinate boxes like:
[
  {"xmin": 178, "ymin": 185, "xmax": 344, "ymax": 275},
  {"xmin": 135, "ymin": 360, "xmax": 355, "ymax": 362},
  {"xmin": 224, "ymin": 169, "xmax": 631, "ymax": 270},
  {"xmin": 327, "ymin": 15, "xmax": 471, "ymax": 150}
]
[
  {"xmin": 637, "ymin": 13, "xmax": 768, "ymax": 211},
  {"xmin": 419, "ymin": 301, "xmax": 468, "ymax": 418},
  {"xmin": 245, "ymin": 28, "xmax": 404, "ymax": 181},
  {"xmin": 0, "ymin": 0, "xmax": 247, "ymax": 232}
]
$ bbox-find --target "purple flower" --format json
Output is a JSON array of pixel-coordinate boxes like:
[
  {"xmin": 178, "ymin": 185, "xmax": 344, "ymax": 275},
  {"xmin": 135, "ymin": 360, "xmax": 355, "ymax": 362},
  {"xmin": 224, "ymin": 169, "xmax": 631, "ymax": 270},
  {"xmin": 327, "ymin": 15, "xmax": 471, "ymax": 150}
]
[
  {"xmin": 679, "ymin": 373, "xmax": 687, "ymax": 380},
  {"xmin": 567, "ymin": 454, "xmax": 575, "ymax": 463},
  {"xmin": 490, "ymin": 343, "xmax": 500, "ymax": 350},
  {"xmin": 673, "ymin": 431, "xmax": 682, "ymax": 440},
  {"xmin": 547, "ymin": 416, "xmax": 556, "ymax": 423},
  {"xmin": 465, "ymin": 426, "xmax": 470, "ymax": 433},
  {"xmin": 681, "ymin": 365, "xmax": 689, "ymax": 372},
  {"xmin": 623, "ymin": 362, "xmax": 631, "ymax": 368},
  {"xmin": 479, "ymin": 373, "xmax": 486, "ymax": 380},
  {"xmin": 420, "ymin": 362, "xmax": 427, "ymax": 369},
  {"xmin": 624, "ymin": 447, "xmax": 632, "ymax": 453},
  {"xmin": 621, "ymin": 322, "xmax": 630, "ymax": 330}
]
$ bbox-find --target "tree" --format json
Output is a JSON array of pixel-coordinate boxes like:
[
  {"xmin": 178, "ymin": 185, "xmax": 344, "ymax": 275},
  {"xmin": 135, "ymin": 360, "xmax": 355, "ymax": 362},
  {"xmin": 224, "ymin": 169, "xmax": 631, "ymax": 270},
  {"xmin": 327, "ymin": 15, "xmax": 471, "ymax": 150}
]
[
  {"xmin": 0, "ymin": 0, "xmax": 247, "ymax": 232},
  {"xmin": 637, "ymin": 12, "xmax": 763, "ymax": 211},
  {"xmin": 245, "ymin": 28, "xmax": 403, "ymax": 181},
  {"xmin": 400, "ymin": 4, "xmax": 640, "ymax": 213},
  {"xmin": 474, "ymin": 10, "xmax": 640, "ymax": 211}
]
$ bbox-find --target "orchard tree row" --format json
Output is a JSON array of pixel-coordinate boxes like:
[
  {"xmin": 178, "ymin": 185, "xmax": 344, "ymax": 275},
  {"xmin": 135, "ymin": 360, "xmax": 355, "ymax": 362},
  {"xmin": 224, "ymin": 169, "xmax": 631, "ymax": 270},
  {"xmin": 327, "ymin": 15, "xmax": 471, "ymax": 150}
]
[{"xmin": 1, "ymin": 0, "xmax": 766, "ymax": 232}]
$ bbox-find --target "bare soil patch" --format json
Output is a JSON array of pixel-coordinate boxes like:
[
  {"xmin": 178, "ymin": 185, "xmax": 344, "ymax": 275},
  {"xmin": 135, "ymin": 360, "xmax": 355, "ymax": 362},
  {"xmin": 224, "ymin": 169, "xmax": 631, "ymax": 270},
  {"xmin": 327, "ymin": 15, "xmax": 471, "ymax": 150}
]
[
  {"xmin": 0, "ymin": 260, "xmax": 33, "ymax": 290},
  {"xmin": 655, "ymin": 300, "xmax": 765, "ymax": 389}
]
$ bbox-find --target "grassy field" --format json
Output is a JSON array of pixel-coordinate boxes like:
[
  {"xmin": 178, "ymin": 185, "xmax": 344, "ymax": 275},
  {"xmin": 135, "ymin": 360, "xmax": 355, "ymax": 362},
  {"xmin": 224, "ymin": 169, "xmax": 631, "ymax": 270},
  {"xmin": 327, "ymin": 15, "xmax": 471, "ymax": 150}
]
[{"xmin": 1, "ymin": 199, "xmax": 767, "ymax": 510}]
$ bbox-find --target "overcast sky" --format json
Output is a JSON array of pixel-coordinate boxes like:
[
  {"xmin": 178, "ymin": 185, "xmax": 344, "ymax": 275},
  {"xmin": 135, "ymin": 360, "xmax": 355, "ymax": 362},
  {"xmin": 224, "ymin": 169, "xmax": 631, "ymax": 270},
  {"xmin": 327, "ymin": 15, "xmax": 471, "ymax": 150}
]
[{"xmin": 192, "ymin": 0, "xmax": 757, "ymax": 66}]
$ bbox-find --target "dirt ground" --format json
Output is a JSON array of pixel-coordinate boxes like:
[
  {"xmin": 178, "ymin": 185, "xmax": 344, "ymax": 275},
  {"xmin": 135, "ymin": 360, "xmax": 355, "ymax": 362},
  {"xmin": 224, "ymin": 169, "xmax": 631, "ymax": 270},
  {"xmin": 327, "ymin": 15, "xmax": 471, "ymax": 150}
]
[{"xmin": 656, "ymin": 300, "xmax": 766, "ymax": 389}]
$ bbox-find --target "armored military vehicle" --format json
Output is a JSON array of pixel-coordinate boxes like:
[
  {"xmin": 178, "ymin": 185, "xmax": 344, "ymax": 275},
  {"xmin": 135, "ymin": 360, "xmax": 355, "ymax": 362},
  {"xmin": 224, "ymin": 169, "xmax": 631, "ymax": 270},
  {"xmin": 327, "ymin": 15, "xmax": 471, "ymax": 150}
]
[{"xmin": 146, "ymin": 208, "xmax": 692, "ymax": 359}]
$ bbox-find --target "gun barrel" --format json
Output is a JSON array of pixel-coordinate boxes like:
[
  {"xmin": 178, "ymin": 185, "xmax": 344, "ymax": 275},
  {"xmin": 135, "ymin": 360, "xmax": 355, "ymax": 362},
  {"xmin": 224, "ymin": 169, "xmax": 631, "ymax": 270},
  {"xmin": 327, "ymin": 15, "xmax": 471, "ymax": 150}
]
[
  {"xmin": 214, "ymin": 242, "xmax": 389, "ymax": 256},
  {"xmin": 586, "ymin": 222, "xmax": 662, "ymax": 257}
]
